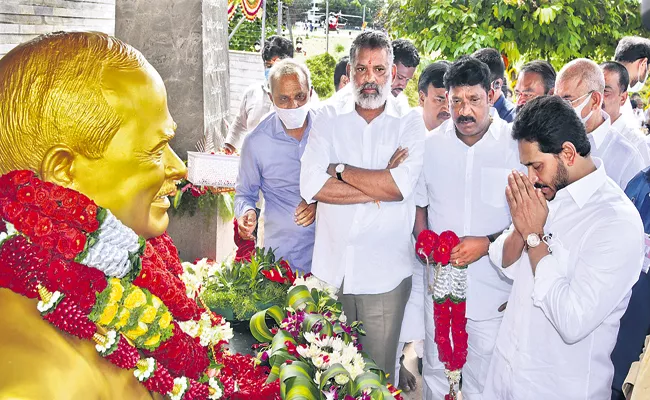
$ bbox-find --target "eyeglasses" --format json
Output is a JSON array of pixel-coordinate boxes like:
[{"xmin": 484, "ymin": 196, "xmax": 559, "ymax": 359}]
[
  {"xmin": 563, "ymin": 90, "xmax": 594, "ymax": 105},
  {"xmin": 515, "ymin": 91, "xmax": 537, "ymax": 102}
]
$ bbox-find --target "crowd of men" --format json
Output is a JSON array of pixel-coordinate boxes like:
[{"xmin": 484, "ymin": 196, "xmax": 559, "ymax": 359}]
[{"xmin": 230, "ymin": 31, "xmax": 650, "ymax": 400}]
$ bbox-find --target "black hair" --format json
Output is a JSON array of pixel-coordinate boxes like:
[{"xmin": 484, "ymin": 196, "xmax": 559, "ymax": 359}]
[
  {"xmin": 349, "ymin": 30, "xmax": 392, "ymax": 66},
  {"xmin": 631, "ymin": 98, "xmax": 639, "ymax": 109},
  {"xmin": 615, "ymin": 36, "xmax": 650, "ymax": 63},
  {"xmin": 443, "ymin": 56, "xmax": 491, "ymax": 94},
  {"xmin": 334, "ymin": 56, "xmax": 349, "ymax": 88},
  {"xmin": 512, "ymin": 95, "xmax": 591, "ymax": 157},
  {"xmin": 262, "ymin": 35, "xmax": 294, "ymax": 62},
  {"xmin": 601, "ymin": 61, "xmax": 630, "ymax": 93},
  {"xmin": 520, "ymin": 60, "xmax": 556, "ymax": 94},
  {"xmin": 418, "ymin": 61, "xmax": 451, "ymax": 93},
  {"xmin": 392, "ymin": 38, "xmax": 420, "ymax": 68},
  {"xmin": 472, "ymin": 48, "xmax": 505, "ymax": 83}
]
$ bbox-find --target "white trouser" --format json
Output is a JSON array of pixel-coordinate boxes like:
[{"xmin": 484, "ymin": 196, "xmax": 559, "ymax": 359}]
[{"xmin": 422, "ymin": 291, "xmax": 503, "ymax": 400}]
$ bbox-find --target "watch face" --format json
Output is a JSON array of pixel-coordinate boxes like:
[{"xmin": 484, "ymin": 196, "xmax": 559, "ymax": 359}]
[
  {"xmin": 527, "ymin": 233, "xmax": 541, "ymax": 247},
  {"xmin": 335, "ymin": 164, "xmax": 345, "ymax": 173}
]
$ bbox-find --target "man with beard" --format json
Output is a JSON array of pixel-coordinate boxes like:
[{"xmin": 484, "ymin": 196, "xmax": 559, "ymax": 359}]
[
  {"xmin": 473, "ymin": 48, "xmax": 516, "ymax": 122},
  {"xmin": 600, "ymin": 61, "xmax": 650, "ymax": 165},
  {"xmin": 300, "ymin": 30, "xmax": 425, "ymax": 382},
  {"xmin": 514, "ymin": 60, "xmax": 556, "ymax": 111},
  {"xmin": 615, "ymin": 36, "xmax": 650, "ymax": 128},
  {"xmin": 391, "ymin": 39, "xmax": 420, "ymax": 109},
  {"xmin": 418, "ymin": 61, "xmax": 451, "ymax": 132},
  {"xmin": 483, "ymin": 95, "xmax": 644, "ymax": 399},
  {"xmin": 415, "ymin": 56, "xmax": 521, "ymax": 400},
  {"xmin": 555, "ymin": 58, "xmax": 644, "ymax": 190}
]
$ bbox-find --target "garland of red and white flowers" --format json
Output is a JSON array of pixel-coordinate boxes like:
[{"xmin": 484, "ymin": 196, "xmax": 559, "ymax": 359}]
[
  {"xmin": 416, "ymin": 230, "xmax": 468, "ymax": 400},
  {"xmin": 0, "ymin": 170, "xmax": 276, "ymax": 400}
]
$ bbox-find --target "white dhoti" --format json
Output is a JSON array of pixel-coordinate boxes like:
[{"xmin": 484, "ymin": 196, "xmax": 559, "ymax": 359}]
[
  {"xmin": 422, "ymin": 290, "xmax": 503, "ymax": 400},
  {"xmin": 394, "ymin": 258, "xmax": 426, "ymax": 380}
]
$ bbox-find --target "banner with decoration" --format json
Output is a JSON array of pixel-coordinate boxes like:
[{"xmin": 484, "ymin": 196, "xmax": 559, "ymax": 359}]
[{"xmin": 229, "ymin": 0, "xmax": 264, "ymax": 22}]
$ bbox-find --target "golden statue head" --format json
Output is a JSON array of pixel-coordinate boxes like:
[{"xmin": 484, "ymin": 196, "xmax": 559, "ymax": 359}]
[{"xmin": 0, "ymin": 31, "xmax": 186, "ymax": 239}]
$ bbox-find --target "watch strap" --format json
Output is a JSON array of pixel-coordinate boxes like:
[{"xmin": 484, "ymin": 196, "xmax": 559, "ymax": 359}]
[{"xmin": 336, "ymin": 171, "xmax": 343, "ymax": 181}]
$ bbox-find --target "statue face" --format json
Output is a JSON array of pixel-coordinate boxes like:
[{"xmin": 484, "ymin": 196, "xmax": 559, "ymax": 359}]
[{"xmin": 69, "ymin": 62, "xmax": 186, "ymax": 238}]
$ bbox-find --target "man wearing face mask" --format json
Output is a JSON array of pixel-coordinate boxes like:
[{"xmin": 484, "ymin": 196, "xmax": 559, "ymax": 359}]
[
  {"xmin": 234, "ymin": 59, "xmax": 316, "ymax": 273},
  {"xmin": 615, "ymin": 36, "xmax": 650, "ymax": 129},
  {"xmin": 473, "ymin": 48, "xmax": 517, "ymax": 123},
  {"xmin": 483, "ymin": 95, "xmax": 644, "ymax": 400},
  {"xmin": 225, "ymin": 36, "xmax": 319, "ymax": 154},
  {"xmin": 415, "ymin": 56, "xmax": 521, "ymax": 400},
  {"xmin": 301, "ymin": 31, "xmax": 425, "ymax": 382},
  {"xmin": 555, "ymin": 58, "xmax": 644, "ymax": 190}
]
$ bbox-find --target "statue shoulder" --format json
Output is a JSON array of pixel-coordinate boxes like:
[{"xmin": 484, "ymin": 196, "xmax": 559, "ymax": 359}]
[{"xmin": 0, "ymin": 289, "xmax": 157, "ymax": 400}]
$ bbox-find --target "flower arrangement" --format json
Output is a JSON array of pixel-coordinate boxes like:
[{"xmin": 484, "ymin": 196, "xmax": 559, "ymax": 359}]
[
  {"xmin": 0, "ymin": 170, "xmax": 278, "ymax": 399},
  {"xmin": 198, "ymin": 247, "xmax": 297, "ymax": 322},
  {"xmin": 416, "ymin": 230, "xmax": 468, "ymax": 400},
  {"xmin": 249, "ymin": 275, "xmax": 403, "ymax": 400},
  {"xmin": 169, "ymin": 178, "xmax": 235, "ymax": 222}
]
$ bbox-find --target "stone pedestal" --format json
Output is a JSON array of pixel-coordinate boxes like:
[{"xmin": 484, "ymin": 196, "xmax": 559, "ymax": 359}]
[{"xmin": 116, "ymin": 0, "xmax": 235, "ymax": 262}]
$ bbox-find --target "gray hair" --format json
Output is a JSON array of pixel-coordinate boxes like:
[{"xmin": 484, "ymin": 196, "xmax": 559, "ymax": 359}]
[
  {"xmin": 557, "ymin": 58, "xmax": 605, "ymax": 94},
  {"xmin": 267, "ymin": 58, "xmax": 312, "ymax": 94},
  {"xmin": 349, "ymin": 30, "xmax": 393, "ymax": 67}
]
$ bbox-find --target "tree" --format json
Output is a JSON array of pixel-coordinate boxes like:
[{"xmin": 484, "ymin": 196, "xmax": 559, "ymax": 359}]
[
  {"xmin": 384, "ymin": 0, "xmax": 644, "ymax": 69},
  {"xmin": 306, "ymin": 52, "xmax": 337, "ymax": 99}
]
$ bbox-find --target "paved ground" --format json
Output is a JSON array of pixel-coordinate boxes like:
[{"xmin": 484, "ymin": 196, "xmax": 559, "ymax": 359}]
[{"xmin": 401, "ymin": 342, "xmax": 424, "ymax": 400}]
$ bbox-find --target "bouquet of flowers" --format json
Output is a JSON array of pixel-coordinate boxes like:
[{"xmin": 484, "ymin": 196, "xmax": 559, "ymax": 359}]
[
  {"xmin": 198, "ymin": 248, "xmax": 298, "ymax": 321},
  {"xmin": 416, "ymin": 230, "xmax": 468, "ymax": 400},
  {"xmin": 249, "ymin": 276, "xmax": 403, "ymax": 400},
  {"xmin": 168, "ymin": 178, "xmax": 235, "ymax": 222}
]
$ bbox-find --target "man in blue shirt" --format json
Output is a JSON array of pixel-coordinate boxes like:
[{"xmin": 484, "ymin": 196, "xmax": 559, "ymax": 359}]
[
  {"xmin": 472, "ymin": 48, "xmax": 516, "ymax": 123},
  {"xmin": 234, "ymin": 59, "xmax": 316, "ymax": 273}
]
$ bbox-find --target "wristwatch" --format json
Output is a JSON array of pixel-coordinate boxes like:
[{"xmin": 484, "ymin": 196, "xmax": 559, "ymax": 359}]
[
  {"xmin": 525, "ymin": 233, "xmax": 543, "ymax": 249},
  {"xmin": 335, "ymin": 164, "xmax": 345, "ymax": 181}
]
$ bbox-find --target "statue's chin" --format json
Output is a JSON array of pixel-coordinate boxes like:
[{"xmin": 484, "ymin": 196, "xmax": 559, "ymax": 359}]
[{"xmin": 141, "ymin": 199, "xmax": 171, "ymax": 239}]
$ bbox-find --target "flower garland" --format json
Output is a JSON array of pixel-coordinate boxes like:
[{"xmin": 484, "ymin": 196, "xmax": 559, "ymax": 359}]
[
  {"xmin": 0, "ymin": 170, "xmax": 277, "ymax": 399},
  {"xmin": 416, "ymin": 230, "xmax": 468, "ymax": 400}
]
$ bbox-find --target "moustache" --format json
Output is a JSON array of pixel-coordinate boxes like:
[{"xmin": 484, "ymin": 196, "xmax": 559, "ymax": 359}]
[
  {"xmin": 359, "ymin": 82, "xmax": 380, "ymax": 93},
  {"xmin": 437, "ymin": 111, "xmax": 451, "ymax": 120},
  {"xmin": 534, "ymin": 182, "xmax": 549, "ymax": 190},
  {"xmin": 456, "ymin": 115, "xmax": 476, "ymax": 124}
]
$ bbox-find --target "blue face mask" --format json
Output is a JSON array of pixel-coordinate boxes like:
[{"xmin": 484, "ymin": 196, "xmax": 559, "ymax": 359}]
[{"xmin": 264, "ymin": 68, "xmax": 271, "ymax": 80}]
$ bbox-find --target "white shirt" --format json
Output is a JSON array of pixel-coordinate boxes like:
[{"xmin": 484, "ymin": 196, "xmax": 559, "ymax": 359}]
[
  {"xmin": 226, "ymin": 83, "xmax": 273, "ymax": 150},
  {"xmin": 300, "ymin": 95, "xmax": 425, "ymax": 295},
  {"xmin": 396, "ymin": 92, "xmax": 411, "ymax": 110},
  {"xmin": 415, "ymin": 117, "xmax": 520, "ymax": 320},
  {"xmin": 611, "ymin": 114, "xmax": 650, "ymax": 166},
  {"xmin": 484, "ymin": 159, "xmax": 644, "ymax": 400},
  {"xmin": 621, "ymin": 98, "xmax": 641, "ymax": 128},
  {"xmin": 589, "ymin": 112, "xmax": 645, "ymax": 190}
]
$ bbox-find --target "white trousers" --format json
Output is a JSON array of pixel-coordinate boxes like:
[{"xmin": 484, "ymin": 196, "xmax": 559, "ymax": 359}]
[{"xmin": 423, "ymin": 291, "xmax": 503, "ymax": 400}]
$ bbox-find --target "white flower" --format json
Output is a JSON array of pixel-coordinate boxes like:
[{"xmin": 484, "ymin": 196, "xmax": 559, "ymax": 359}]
[
  {"xmin": 312, "ymin": 354, "xmax": 328, "ymax": 370},
  {"xmin": 170, "ymin": 377, "xmax": 189, "ymax": 400},
  {"xmin": 314, "ymin": 371, "xmax": 322, "ymax": 385},
  {"xmin": 208, "ymin": 377, "xmax": 223, "ymax": 399},
  {"xmin": 37, "ymin": 291, "xmax": 62, "ymax": 313},
  {"xmin": 291, "ymin": 276, "xmax": 338, "ymax": 300},
  {"xmin": 133, "ymin": 358, "xmax": 156, "ymax": 382},
  {"xmin": 338, "ymin": 312, "xmax": 347, "ymax": 324},
  {"xmin": 296, "ymin": 344, "xmax": 311, "ymax": 358},
  {"xmin": 179, "ymin": 311, "xmax": 233, "ymax": 347},
  {"xmin": 95, "ymin": 330, "xmax": 118, "ymax": 354},
  {"xmin": 334, "ymin": 374, "xmax": 349, "ymax": 385},
  {"xmin": 303, "ymin": 331, "xmax": 317, "ymax": 344}
]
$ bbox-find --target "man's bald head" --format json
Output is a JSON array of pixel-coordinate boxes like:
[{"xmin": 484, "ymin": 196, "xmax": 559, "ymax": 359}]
[{"xmin": 556, "ymin": 58, "xmax": 606, "ymax": 95}]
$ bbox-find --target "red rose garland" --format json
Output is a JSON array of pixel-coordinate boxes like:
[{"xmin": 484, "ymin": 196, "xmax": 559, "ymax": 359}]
[
  {"xmin": 0, "ymin": 170, "xmax": 280, "ymax": 399},
  {"xmin": 416, "ymin": 229, "xmax": 468, "ymax": 400}
]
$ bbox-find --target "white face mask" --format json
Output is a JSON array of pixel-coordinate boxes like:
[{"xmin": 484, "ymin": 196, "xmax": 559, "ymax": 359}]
[
  {"xmin": 274, "ymin": 102, "xmax": 310, "ymax": 129},
  {"xmin": 629, "ymin": 62, "xmax": 648, "ymax": 93},
  {"xmin": 571, "ymin": 91, "xmax": 595, "ymax": 124}
]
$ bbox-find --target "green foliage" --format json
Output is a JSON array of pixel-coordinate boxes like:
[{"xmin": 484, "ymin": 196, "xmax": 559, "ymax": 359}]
[
  {"xmin": 384, "ymin": 0, "xmax": 643, "ymax": 70},
  {"xmin": 335, "ymin": 43, "xmax": 346, "ymax": 54},
  {"xmin": 168, "ymin": 179, "xmax": 235, "ymax": 222},
  {"xmin": 306, "ymin": 52, "xmax": 337, "ymax": 99},
  {"xmin": 201, "ymin": 248, "xmax": 291, "ymax": 321}
]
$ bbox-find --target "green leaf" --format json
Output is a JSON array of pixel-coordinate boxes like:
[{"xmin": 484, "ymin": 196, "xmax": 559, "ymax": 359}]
[{"xmin": 249, "ymin": 305, "xmax": 285, "ymax": 342}]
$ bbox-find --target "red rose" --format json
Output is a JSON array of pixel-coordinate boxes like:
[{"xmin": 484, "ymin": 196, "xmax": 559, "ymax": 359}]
[
  {"xmin": 16, "ymin": 186, "xmax": 35, "ymax": 204},
  {"xmin": 70, "ymin": 232, "xmax": 87, "ymax": 255},
  {"xmin": 85, "ymin": 204, "xmax": 98, "ymax": 220},
  {"xmin": 77, "ymin": 195, "xmax": 90, "ymax": 207},
  {"xmin": 56, "ymin": 237, "xmax": 74, "ymax": 260},
  {"xmin": 34, "ymin": 216, "xmax": 54, "ymax": 237},
  {"xmin": 416, "ymin": 230, "xmax": 439, "ymax": 261},
  {"xmin": 2, "ymin": 201, "xmax": 24, "ymax": 221},
  {"xmin": 41, "ymin": 200, "xmax": 58, "ymax": 217},
  {"xmin": 61, "ymin": 191, "xmax": 77, "ymax": 208},
  {"xmin": 37, "ymin": 234, "xmax": 57, "ymax": 250},
  {"xmin": 51, "ymin": 186, "xmax": 67, "ymax": 201},
  {"xmin": 433, "ymin": 242, "xmax": 452, "ymax": 265},
  {"xmin": 33, "ymin": 188, "xmax": 49, "ymax": 206},
  {"xmin": 439, "ymin": 230, "xmax": 460, "ymax": 249},
  {"xmin": 11, "ymin": 170, "xmax": 34, "ymax": 186}
]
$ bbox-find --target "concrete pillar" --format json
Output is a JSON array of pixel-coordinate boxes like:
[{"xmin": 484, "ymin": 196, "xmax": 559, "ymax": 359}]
[{"xmin": 116, "ymin": 0, "xmax": 235, "ymax": 262}]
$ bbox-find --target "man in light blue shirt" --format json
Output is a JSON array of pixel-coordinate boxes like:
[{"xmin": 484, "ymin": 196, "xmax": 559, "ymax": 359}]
[{"xmin": 234, "ymin": 59, "xmax": 316, "ymax": 273}]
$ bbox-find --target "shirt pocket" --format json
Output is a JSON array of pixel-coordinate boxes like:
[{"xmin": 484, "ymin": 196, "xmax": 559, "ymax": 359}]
[{"xmin": 481, "ymin": 167, "xmax": 511, "ymax": 209}]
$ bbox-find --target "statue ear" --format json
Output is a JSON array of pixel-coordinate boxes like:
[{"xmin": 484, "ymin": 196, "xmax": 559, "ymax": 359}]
[{"xmin": 40, "ymin": 145, "xmax": 76, "ymax": 188}]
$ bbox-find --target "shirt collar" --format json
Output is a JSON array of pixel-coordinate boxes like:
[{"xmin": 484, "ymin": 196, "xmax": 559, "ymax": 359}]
[
  {"xmin": 557, "ymin": 157, "xmax": 607, "ymax": 209},
  {"xmin": 589, "ymin": 111, "xmax": 611, "ymax": 150}
]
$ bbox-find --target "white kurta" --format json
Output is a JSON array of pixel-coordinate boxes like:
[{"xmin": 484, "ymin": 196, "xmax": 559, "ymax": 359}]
[
  {"xmin": 484, "ymin": 159, "xmax": 644, "ymax": 400},
  {"xmin": 415, "ymin": 117, "xmax": 521, "ymax": 399},
  {"xmin": 611, "ymin": 114, "xmax": 650, "ymax": 166}
]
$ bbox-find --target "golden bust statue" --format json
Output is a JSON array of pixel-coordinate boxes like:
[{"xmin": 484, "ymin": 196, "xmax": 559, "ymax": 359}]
[{"xmin": 0, "ymin": 32, "xmax": 186, "ymax": 399}]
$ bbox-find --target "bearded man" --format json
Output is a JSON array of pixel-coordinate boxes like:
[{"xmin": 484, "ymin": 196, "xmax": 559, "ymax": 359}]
[{"xmin": 300, "ymin": 30, "xmax": 426, "ymax": 382}]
